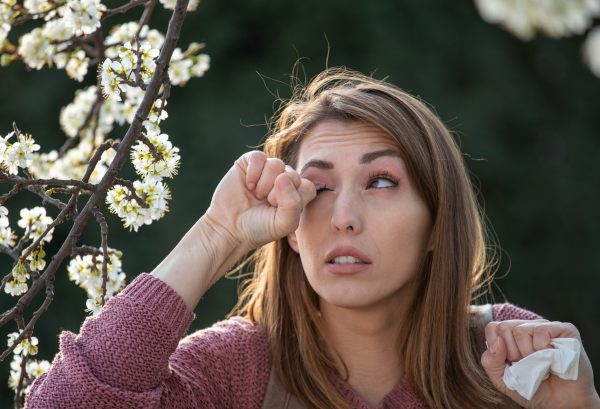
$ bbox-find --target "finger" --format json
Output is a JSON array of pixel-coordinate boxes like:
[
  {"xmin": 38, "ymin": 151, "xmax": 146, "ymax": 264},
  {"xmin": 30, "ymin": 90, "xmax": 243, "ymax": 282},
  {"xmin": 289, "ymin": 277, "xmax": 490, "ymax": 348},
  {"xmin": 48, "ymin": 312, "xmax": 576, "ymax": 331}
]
[
  {"xmin": 244, "ymin": 151, "xmax": 267, "ymax": 190},
  {"xmin": 273, "ymin": 173, "xmax": 303, "ymax": 235},
  {"xmin": 481, "ymin": 337, "xmax": 508, "ymax": 390},
  {"xmin": 532, "ymin": 321, "xmax": 580, "ymax": 351},
  {"xmin": 512, "ymin": 322, "xmax": 537, "ymax": 358},
  {"xmin": 255, "ymin": 158, "xmax": 286, "ymax": 199},
  {"xmin": 267, "ymin": 167, "xmax": 302, "ymax": 206},
  {"xmin": 496, "ymin": 321, "xmax": 524, "ymax": 362},
  {"xmin": 297, "ymin": 178, "xmax": 317, "ymax": 207},
  {"xmin": 481, "ymin": 337, "xmax": 527, "ymax": 407},
  {"xmin": 285, "ymin": 165, "xmax": 302, "ymax": 188},
  {"xmin": 486, "ymin": 320, "xmax": 547, "ymax": 362}
]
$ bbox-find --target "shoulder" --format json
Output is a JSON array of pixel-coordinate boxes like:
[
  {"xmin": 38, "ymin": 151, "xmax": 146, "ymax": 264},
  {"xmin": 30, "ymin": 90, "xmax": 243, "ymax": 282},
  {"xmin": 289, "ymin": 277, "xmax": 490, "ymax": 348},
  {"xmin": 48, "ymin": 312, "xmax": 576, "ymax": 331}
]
[{"xmin": 491, "ymin": 302, "xmax": 543, "ymax": 321}]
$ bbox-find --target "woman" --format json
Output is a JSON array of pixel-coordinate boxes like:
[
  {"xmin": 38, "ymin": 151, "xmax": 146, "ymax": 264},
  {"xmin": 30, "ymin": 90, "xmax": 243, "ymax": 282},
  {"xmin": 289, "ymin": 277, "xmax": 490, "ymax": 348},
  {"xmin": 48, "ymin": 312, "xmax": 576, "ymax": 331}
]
[{"xmin": 25, "ymin": 69, "xmax": 599, "ymax": 408}]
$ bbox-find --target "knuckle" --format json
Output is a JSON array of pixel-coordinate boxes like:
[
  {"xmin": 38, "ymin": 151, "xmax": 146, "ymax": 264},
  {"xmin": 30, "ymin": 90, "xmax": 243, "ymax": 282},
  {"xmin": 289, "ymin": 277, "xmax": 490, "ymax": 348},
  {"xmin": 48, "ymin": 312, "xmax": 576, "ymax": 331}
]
[
  {"xmin": 562, "ymin": 322, "xmax": 580, "ymax": 337},
  {"xmin": 512, "ymin": 324, "xmax": 528, "ymax": 338},
  {"xmin": 496, "ymin": 321, "xmax": 514, "ymax": 336},
  {"xmin": 484, "ymin": 321, "xmax": 498, "ymax": 338},
  {"xmin": 532, "ymin": 324, "xmax": 550, "ymax": 339},
  {"xmin": 267, "ymin": 157, "xmax": 285, "ymax": 171}
]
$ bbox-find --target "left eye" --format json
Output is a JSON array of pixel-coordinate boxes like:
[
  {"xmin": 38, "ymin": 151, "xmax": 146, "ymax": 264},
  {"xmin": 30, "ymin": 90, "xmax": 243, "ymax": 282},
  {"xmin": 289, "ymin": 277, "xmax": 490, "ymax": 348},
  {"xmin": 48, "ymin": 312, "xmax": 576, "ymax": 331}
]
[{"xmin": 368, "ymin": 176, "xmax": 397, "ymax": 189}]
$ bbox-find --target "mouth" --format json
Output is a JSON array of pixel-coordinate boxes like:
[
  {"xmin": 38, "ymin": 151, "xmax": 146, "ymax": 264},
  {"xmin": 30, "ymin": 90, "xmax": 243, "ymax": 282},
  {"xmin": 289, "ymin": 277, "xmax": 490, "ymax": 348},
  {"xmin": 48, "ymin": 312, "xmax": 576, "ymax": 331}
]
[
  {"xmin": 325, "ymin": 246, "xmax": 372, "ymax": 265},
  {"xmin": 328, "ymin": 256, "xmax": 366, "ymax": 264}
]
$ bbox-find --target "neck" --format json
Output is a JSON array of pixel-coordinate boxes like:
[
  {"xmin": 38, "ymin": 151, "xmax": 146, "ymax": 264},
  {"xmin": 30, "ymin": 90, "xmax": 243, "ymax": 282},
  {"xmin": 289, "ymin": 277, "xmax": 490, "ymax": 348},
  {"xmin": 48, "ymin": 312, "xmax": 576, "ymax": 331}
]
[{"xmin": 319, "ymin": 298, "xmax": 409, "ymax": 405}]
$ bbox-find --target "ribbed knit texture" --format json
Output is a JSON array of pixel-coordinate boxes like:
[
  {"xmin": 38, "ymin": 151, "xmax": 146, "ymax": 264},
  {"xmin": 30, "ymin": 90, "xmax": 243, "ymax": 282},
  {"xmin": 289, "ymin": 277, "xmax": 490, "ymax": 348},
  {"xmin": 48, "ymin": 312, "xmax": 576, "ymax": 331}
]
[{"xmin": 24, "ymin": 273, "xmax": 541, "ymax": 409}]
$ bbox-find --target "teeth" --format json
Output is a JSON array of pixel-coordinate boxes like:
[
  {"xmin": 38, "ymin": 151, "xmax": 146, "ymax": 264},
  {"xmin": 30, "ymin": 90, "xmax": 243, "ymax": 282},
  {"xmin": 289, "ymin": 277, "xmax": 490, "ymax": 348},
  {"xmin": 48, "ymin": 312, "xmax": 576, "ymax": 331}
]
[{"xmin": 330, "ymin": 256, "xmax": 364, "ymax": 264}]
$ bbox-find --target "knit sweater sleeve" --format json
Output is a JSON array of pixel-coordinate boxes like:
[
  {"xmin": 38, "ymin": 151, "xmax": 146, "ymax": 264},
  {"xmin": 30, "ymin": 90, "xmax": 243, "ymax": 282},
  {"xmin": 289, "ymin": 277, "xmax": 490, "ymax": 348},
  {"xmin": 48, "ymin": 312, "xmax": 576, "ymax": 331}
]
[
  {"xmin": 492, "ymin": 303, "xmax": 543, "ymax": 321},
  {"xmin": 24, "ymin": 273, "xmax": 269, "ymax": 409}
]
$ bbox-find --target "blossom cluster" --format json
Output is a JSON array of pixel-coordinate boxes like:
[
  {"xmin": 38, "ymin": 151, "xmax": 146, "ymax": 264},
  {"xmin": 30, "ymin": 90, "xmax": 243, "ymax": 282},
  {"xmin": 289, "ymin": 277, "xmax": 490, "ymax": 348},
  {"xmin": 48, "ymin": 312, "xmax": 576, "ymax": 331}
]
[
  {"xmin": 2, "ymin": 206, "xmax": 54, "ymax": 296},
  {"xmin": 475, "ymin": 0, "xmax": 600, "ymax": 40},
  {"xmin": 1, "ymin": 0, "xmax": 106, "ymax": 81},
  {"xmin": 105, "ymin": 178, "xmax": 172, "ymax": 231},
  {"xmin": 7, "ymin": 332, "xmax": 50, "ymax": 396},
  {"xmin": 97, "ymin": 20, "xmax": 210, "ymax": 231},
  {"xmin": 475, "ymin": 0, "xmax": 600, "ymax": 78},
  {"xmin": 100, "ymin": 39, "xmax": 160, "ymax": 101},
  {"xmin": 0, "ymin": 131, "xmax": 40, "ymax": 175},
  {"xmin": 66, "ymin": 247, "xmax": 126, "ymax": 315}
]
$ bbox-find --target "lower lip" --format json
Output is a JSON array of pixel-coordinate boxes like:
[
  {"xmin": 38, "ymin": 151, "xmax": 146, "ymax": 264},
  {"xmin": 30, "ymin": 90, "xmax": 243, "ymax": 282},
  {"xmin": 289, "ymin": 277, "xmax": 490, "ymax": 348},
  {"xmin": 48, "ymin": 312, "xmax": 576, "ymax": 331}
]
[{"xmin": 325, "ymin": 263, "xmax": 370, "ymax": 274}]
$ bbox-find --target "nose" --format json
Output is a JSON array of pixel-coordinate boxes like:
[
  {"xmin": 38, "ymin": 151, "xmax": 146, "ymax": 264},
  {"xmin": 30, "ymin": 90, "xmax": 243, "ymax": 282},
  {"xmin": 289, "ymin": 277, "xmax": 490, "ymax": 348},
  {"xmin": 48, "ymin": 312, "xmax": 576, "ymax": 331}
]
[{"xmin": 330, "ymin": 190, "xmax": 362, "ymax": 234}]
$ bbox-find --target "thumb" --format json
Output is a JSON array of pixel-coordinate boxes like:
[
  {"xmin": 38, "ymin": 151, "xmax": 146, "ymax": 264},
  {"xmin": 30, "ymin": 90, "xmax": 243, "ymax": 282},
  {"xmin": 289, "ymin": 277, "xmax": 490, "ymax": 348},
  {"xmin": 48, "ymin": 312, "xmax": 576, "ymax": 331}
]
[{"xmin": 481, "ymin": 337, "xmax": 509, "ymax": 393}]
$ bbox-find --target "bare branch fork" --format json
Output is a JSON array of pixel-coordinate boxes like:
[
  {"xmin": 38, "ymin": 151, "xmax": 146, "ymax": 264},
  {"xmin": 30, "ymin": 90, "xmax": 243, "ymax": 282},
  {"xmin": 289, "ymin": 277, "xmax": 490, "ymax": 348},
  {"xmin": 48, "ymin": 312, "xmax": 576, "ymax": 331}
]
[{"xmin": 0, "ymin": 0, "xmax": 191, "ymax": 367}]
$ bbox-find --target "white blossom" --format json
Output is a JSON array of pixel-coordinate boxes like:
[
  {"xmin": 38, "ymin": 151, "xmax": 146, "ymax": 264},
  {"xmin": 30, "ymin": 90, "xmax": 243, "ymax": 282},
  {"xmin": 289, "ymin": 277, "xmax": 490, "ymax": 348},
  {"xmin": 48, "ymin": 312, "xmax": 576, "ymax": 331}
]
[
  {"xmin": 25, "ymin": 246, "xmax": 46, "ymax": 271},
  {"xmin": 105, "ymin": 23, "xmax": 165, "ymax": 59},
  {"xmin": 17, "ymin": 206, "xmax": 54, "ymax": 243},
  {"xmin": 8, "ymin": 352, "xmax": 50, "ymax": 395},
  {"xmin": 18, "ymin": 27, "xmax": 51, "ymax": 70},
  {"xmin": 4, "ymin": 261, "xmax": 29, "ymax": 296},
  {"xmin": 131, "ymin": 132, "xmax": 180, "ymax": 180},
  {"xmin": 169, "ymin": 48, "xmax": 193, "ymax": 85},
  {"xmin": 106, "ymin": 179, "xmax": 171, "ymax": 231},
  {"xmin": 100, "ymin": 40, "xmax": 160, "ymax": 100},
  {"xmin": 190, "ymin": 53, "xmax": 210, "ymax": 77},
  {"xmin": 7, "ymin": 333, "xmax": 39, "ymax": 357},
  {"xmin": 0, "ymin": 131, "xmax": 40, "ymax": 175},
  {"xmin": 583, "ymin": 26, "xmax": 600, "ymax": 77},
  {"xmin": 62, "ymin": 0, "xmax": 106, "ymax": 36},
  {"xmin": 65, "ymin": 49, "xmax": 90, "ymax": 81},
  {"xmin": 23, "ymin": 0, "xmax": 55, "ymax": 16},
  {"xmin": 0, "ymin": 0, "xmax": 16, "ymax": 44},
  {"xmin": 475, "ymin": 0, "xmax": 600, "ymax": 40},
  {"xmin": 67, "ymin": 248, "xmax": 126, "ymax": 314},
  {"xmin": 0, "ymin": 206, "xmax": 16, "ymax": 247},
  {"xmin": 159, "ymin": 0, "xmax": 200, "ymax": 12}
]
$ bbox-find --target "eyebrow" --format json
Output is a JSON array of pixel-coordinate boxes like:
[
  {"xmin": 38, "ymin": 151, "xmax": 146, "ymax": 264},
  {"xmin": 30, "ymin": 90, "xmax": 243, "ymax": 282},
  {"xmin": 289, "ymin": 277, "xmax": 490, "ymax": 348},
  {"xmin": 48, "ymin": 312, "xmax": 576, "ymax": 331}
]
[{"xmin": 300, "ymin": 149, "xmax": 400, "ymax": 174}]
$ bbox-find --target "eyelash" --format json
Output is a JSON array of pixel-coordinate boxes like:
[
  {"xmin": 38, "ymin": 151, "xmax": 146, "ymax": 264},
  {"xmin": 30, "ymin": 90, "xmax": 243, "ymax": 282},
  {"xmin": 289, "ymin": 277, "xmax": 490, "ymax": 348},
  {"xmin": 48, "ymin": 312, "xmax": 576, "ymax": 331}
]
[
  {"xmin": 367, "ymin": 171, "xmax": 398, "ymax": 189},
  {"xmin": 314, "ymin": 171, "xmax": 399, "ymax": 194}
]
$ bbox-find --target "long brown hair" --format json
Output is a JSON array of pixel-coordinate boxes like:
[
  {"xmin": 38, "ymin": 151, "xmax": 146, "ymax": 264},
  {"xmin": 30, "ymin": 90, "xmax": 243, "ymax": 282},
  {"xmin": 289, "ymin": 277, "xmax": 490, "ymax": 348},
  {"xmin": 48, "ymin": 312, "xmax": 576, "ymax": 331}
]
[{"xmin": 229, "ymin": 68, "xmax": 503, "ymax": 408}]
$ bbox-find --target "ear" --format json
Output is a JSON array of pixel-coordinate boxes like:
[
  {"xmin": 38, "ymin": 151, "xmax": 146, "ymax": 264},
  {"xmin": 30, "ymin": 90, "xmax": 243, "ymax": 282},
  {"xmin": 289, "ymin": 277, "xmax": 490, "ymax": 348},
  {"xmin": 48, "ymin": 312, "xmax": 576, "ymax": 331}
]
[{"xmin": 287, "ymin": 231, "xmax": 300, "ymax": 254}]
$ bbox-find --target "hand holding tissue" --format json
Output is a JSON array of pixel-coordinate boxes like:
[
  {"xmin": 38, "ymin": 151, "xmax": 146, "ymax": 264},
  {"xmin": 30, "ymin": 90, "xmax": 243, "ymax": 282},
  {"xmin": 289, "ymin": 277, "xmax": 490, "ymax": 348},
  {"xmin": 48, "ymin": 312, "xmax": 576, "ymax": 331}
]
[
  {"xmin": 502, "ymin": 337, "xmax": 580, "ymax": 400},
  {"xmin": 481, "ymin": 319, "xmax": 600, "ymax": 409}
]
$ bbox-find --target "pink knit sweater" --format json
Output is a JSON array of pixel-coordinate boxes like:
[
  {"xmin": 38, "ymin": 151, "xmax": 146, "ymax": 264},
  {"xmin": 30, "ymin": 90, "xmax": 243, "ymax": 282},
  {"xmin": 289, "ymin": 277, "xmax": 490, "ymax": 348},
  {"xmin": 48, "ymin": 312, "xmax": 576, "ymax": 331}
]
[{"xmin": 24, "ymin": 273, "xmax": 540, "ymax": 409}]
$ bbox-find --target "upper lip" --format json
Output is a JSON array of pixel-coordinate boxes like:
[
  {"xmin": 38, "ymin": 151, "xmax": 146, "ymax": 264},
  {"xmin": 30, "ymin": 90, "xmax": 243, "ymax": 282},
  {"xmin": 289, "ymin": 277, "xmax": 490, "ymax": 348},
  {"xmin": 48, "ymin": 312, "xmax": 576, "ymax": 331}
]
[{"xmin": 325, "ymin": 246, "xmax": 372, "ymax": 264}]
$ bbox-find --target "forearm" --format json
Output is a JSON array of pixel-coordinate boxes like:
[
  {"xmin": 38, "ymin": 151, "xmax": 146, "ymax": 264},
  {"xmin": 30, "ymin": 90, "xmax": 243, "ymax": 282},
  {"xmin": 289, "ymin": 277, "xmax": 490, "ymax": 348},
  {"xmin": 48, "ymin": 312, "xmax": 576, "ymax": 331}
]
[{"xmin": 151, "ymin": 214, "xmax": 248, "ymax": 310}]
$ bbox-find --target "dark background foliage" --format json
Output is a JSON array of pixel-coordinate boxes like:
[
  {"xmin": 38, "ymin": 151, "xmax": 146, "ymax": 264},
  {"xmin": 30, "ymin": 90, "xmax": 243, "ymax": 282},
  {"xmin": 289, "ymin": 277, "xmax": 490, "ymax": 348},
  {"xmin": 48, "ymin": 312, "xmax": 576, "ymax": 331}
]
[{"xmin": 1, "ymin": 0, "xmax": 599, "ymax": 404}]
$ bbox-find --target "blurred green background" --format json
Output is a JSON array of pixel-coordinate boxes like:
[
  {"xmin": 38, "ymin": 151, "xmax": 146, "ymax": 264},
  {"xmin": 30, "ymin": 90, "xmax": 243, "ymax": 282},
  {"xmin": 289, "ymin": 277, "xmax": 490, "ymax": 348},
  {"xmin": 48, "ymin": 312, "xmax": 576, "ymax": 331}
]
[{"xmin": 1, "ymin": 0, "xmax": 599, "ymax": 404}]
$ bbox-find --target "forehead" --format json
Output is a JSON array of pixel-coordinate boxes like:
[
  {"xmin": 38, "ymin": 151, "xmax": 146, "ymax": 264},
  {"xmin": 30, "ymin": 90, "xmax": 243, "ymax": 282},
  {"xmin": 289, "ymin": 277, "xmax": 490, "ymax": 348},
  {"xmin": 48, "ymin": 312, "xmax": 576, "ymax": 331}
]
[{"xmin": 297, "ymin": 119, "xmax": 399, "ymax": 165}]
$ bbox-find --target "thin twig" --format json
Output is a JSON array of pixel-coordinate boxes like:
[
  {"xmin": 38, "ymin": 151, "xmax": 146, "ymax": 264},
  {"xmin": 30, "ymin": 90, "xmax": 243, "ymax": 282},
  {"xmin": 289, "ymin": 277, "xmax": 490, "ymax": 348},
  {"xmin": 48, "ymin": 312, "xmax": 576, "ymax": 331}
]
[
  {"xmin": 93, "ymin": 208, "xmax": 109, "ymax": 305},
  {"xmin": 112, "ymin": 178, "xmax": 148, "ymax": 208},
  {"xmin": 81, "ymin": 140, "xmax": 117, "ymax": 184},
  {"xmin": 138, "ymin": 133, "xmax": 163, "ymax": 161},
  {"xmin": 136, "ymin": 0, "xmax": 157, "ymax": 35},
  {"xmin": 102, "ymin": 0, "xmax": 149, "ymax": 20},
  {"xmin": 57, "ymin": 93, "xmax": 104, "ymax": 158},
  {"xmin": 0, "ymin": 175, "xmax": 96, "ymax": 191}
]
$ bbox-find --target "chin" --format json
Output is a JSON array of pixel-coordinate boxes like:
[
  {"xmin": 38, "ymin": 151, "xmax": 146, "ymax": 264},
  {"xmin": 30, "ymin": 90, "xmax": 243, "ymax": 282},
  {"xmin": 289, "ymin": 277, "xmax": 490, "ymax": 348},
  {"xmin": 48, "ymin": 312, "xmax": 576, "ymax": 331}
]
[{"xmin": 316, "ymin": 286, "xmax": 385, "ymax": 310}]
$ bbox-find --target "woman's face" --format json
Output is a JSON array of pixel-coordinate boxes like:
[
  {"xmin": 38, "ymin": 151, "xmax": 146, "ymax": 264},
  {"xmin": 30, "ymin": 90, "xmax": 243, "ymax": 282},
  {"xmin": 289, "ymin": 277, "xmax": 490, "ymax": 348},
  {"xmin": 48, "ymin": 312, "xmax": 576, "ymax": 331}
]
[{"xmin": 288, "ymin": 119, "xmax": 433, "ymax": 312}]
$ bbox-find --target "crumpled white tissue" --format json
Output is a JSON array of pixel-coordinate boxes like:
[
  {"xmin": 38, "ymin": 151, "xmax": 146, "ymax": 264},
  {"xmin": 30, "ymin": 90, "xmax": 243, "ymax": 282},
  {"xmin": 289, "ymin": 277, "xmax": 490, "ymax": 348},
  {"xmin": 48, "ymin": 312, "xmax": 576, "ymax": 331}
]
[{"xmin": 502, "ymin": 338, "xmax": 581, "ymax": 400}]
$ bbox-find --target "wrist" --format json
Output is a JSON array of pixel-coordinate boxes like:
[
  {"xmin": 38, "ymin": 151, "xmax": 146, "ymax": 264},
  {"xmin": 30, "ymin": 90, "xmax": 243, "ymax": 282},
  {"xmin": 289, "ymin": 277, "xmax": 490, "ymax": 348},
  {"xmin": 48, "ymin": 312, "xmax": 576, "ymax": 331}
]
[{"xmin": 150, "ymin": 214, "xmax": 246, "ymax": 310}]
